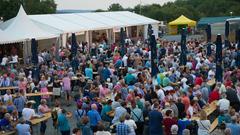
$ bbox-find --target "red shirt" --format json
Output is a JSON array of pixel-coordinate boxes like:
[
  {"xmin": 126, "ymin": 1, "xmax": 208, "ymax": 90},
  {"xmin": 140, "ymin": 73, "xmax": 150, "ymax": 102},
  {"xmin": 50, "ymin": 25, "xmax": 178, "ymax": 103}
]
[
  {"xmin": 195, "ymin": 77, "xmax": 203, "ymax": 86},
  {"xmin": 163, "ymin": 117, "xmax": 177, "ymax": 135},
  {"xmin": 209, "ymin": 90, "xmax": 220, "ymax": 103},
  {"xmin": 182, "ymin": 96, "xmax": 190, "ymax": 112}
]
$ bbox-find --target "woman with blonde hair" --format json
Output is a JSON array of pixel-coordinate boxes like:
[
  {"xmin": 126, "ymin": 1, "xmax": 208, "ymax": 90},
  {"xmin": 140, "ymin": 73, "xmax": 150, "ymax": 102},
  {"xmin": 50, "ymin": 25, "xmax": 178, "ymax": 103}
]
[{"xmin": 197, "ymin": 110, "xmax": 211, "ymax": 135}]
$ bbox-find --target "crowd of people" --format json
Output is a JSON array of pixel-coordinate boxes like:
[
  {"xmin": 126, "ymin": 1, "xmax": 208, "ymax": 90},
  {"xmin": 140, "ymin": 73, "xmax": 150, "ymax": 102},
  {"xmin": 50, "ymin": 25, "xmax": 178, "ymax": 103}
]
[{"xmin": 0, "ymin": 35, "xmax": 240, "ymax": 135}]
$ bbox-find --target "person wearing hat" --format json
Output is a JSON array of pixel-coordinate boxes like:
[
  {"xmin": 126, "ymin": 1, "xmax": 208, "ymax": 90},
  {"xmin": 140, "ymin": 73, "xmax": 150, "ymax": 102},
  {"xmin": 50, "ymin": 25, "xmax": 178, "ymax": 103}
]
[
  {"xmin": 16, "ymin": 117, "xmax": 31, "ymax": 135},
  {"xmin": 22, "ymin": 102, "xmax": 37, "ymax": 124}
]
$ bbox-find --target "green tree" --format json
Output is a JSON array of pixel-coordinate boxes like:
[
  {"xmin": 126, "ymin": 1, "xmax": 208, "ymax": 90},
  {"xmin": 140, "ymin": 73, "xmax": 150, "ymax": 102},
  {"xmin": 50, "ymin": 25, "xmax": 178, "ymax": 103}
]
[
  {"xmin": 108, "ymin": 3, "xmax": 124, "ymax": 11},
  {"xmin": 0, "ymin": 0, "xmax": 56, "ymax": 21}
]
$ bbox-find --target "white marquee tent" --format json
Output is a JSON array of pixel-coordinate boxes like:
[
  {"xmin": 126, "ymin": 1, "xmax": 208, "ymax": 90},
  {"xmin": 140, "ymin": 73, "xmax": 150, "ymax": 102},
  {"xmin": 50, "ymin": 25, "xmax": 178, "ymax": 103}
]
[
  {"xmin": 0, "ymin": 6, "xmax": 58, "ymax": 44},
  {"xmin": 0, "ymin": 6, "xmax": 159, "ymax": 44}
]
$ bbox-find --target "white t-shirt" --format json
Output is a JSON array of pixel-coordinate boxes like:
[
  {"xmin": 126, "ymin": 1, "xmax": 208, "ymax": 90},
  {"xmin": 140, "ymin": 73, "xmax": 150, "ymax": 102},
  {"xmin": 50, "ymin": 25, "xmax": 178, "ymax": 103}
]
[
  {"xmin": 157, "ymin": 89, "xmax": 165, "ymax": 101},
  {"xmin": 122, "ymin": 55, "xmax": 128, "ymax": 67},
  {"xmin": 124, "ymin": 119, "xmax": 137, "ymax": 135},
  {"xmin": 3, "ymin": 94, "xmax": 12, "ymax": 102},
  {"xmin": 22, "ymin": 108, "xmax": 35, "ymax": 121},
  {"xmin": 12, "ymin": 55, "xmax": 18, "ymax": 63},
  {"xmin": 217, "ymin": 98, "xmax": 230, "ymax": 111},
  {"xmin": 1, "ymin": 57, "xmax": 8, "ymax": 65},
  {"xmin": 95, "ymin": 131, "xmax": 111, "ymax": 135}
]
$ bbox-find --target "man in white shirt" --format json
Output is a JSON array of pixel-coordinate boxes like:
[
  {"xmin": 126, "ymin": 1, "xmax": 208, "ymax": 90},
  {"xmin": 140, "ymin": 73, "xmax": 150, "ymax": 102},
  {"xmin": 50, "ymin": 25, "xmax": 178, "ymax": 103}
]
[
  {"xmin": 122, "ymin": 54, "xmax": 128, "ymax": 67},
  {"xmin": 217, "ymin": 93, "xmax": 230, "ymax": 112},
  {"xmin": 1, "ymin": 55, "xmax": 8, "ymax": 66},
  {"xmin": 22, "ymin": 102, "xmax": 36, "ymax": 121},
  {"xmin": 156, "ymin": 85, "xmax": 165, "ymax": 102},
  {"xmin": 3, "ymin": 89, "xmax": 12, "ymax": 103}
]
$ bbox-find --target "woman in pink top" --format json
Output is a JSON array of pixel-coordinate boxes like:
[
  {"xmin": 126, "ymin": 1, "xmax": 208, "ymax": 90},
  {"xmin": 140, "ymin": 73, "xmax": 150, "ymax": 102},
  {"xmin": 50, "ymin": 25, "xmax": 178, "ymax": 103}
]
[
  {"xmin": 113, "ymin": 52, "xmax": 121, "ymax": 64},
  {"xmin": 18, "ymin": 77, "xmax": 27, "ymax": 96},
  {"xmin": 39, "ymin": 76, "xmax": 49, "ymax": 99},
  {"xmin": 62, "ymin": 74, "xmax": 71, "ymax": 105},
  {"xmin": 38, "ymin": 99, "xmax": 51, "ymax": 135},
  {"xmin": 99, "ymin": 83, "xmax": 110, "ymax": 98}
]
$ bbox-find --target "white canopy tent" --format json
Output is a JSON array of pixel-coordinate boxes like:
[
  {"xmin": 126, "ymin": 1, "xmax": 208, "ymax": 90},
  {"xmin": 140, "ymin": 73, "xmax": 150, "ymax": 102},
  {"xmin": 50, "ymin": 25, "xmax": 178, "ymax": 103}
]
[
  {"xmin": 0, "ymin": 6, "xmax": 58, "ymax": 44},
  {"xmin": 0, "ymin": 8, "xmax": 159, "ymax": 45}
]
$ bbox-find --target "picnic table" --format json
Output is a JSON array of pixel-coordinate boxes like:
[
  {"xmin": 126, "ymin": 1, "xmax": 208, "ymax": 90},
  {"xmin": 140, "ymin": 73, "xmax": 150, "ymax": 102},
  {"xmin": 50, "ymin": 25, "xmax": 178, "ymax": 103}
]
[
  {"xmin": 0, "ymin": 86, "xmax": 18, "ymax": 91},
  {"xmin": 30, "ymin": 112, "xmax": 52, "ymax": 125},
  {"xmin": 191, "ymin": 100, "xmax": 218, "ymax": 133}
]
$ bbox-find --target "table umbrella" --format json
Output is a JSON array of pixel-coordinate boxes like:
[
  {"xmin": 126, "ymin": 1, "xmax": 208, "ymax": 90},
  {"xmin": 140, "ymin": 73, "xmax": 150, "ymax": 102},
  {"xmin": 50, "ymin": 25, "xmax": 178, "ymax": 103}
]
[
  {"xmin": 120, "ymin": 27, "xmax": 125, "ymax": 57},
  {"xmin": 215, "ymin": 34, "xmax": 223, "ymax": 82},
  {"xmin": 180, "ymin": 28, "xmax": 187, "ymax": 65},
  {"xmin": 206, "ymin": 24, "xmax": 212, "ymax": 56},
  {"xmin": 71, "ymin": 33, "xmax": 78, "ymax": 60},
  {"xmin": 150, "ymin": 34, "xmax": 158, "ymax": 77},
  {"xmin": 237, "ymin": 29, "xmax": 240, "ymax": 50},
  {"xmin": 225, "ymin": 21, "xmax": 230, "ymax": 48},
  {"xmin": 31, "ymin": 38, "xmax": 38, "ymax": 65}
]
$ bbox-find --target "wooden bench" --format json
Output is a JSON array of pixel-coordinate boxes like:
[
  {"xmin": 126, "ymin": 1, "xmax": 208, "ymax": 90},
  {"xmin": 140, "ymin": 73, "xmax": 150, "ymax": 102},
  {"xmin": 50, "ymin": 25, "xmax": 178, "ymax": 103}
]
[{"xmin": 210, "ymin": 118, "xmax": 218, "ymax": 133}]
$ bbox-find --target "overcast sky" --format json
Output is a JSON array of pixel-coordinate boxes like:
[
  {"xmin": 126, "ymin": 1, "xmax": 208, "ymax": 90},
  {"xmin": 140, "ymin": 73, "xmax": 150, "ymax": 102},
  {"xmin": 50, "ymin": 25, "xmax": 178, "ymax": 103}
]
[{"xmin": 55, "ymin": 0, "xmax": 175, "ymax": 10}]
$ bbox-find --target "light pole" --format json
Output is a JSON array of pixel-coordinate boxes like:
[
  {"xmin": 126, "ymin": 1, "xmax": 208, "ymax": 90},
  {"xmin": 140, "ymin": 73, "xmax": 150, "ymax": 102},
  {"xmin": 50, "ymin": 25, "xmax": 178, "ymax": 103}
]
[{"xmin": 230, "ymin": 12, "xmax": 233, "ymax": 17}]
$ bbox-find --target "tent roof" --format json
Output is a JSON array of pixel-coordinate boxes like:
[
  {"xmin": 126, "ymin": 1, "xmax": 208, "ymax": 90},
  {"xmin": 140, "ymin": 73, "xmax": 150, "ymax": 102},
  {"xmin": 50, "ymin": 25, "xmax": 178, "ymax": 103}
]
[
  {"xmin": 28, "ymin": 11, "xmax": 159, "ymax": 34},
  {"xmin": 169, "ymin": 15, "xmax": 196, "ymax": 27},
  {"xmin": 0, "ymin": 6, "xmax": 58, "ymax": 44}
]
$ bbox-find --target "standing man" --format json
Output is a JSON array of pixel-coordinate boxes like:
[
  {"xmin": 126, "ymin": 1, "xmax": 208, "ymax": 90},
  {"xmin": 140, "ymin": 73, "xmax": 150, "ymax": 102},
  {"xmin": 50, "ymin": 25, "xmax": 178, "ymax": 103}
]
[
  {"xmin": 87, "ymin": 104, "xmax": 101, "ymax": 133},
  {"xmin": 149, "ymin": 102, "xmax": 163, "ymax": 135},
  {"xmin": 116, "ymin": 115, "xmax": 130, "ymax": 135}
]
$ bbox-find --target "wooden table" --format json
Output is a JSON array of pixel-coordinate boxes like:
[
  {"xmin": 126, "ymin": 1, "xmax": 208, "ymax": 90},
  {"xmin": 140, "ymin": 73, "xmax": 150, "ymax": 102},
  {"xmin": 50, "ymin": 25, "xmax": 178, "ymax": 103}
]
[
  {"xmin": 12, "ymin": 92, "xmax": 53, "ymax": 97},
  {"xmin": 1, "ymin": 131, "xmax": 16, "ymax": 135},
  {"xmin": 191, "ymin": 100, "xmax": 218, "ymax": 132},
  {"xmin": 0, "ymin": 87, "xmax": 18, "ymax": 91},
  {"xmin": 191, "ymin": 100, "xmax": 217, "ymax": 120},
  {"xmin": 30, "ymin": 112, "xmax": 51, "ymax": 125},
  {"xmin": 26, "ymin": 92, "xmax": 53, "ymax": 97},
  {"xmin": 209, "ymin": 118, "xmax": 218, "ymax": 133}
]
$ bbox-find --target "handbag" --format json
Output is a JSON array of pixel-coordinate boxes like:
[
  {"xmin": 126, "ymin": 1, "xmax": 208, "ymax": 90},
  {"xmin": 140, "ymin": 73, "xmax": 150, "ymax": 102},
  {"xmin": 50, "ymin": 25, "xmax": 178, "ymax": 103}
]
[{"xmin": 53, "ymin": 87, "xmax": 61, "ymax": 96}]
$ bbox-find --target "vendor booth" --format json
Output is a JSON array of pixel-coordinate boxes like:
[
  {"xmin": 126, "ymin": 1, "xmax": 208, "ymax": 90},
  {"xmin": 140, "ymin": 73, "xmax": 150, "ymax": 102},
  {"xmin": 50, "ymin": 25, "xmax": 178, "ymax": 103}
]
[{"xmin": 169, "ymin": 15, "xmax": 196, "ymax": 35}]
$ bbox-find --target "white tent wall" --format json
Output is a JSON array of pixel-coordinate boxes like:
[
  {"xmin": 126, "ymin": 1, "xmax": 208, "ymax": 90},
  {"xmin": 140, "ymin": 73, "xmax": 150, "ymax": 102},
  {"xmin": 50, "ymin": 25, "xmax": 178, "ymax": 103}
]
[
  {"xmin": 144, "ymin": 25, "xmax": 148, "ymax": 39},
  {"xmin": 152, "ymin": 24, "xmax": 159, "ymax": 39},
  {"xmin": 38, "ymin": 38, "xmax": 57, "ymax": 51},
  {"xmin": 62, "ymin": 33, "xmax": 67, "ymax": 48},
  {"xmin": 23, "ymin": 40, "xmax": 31, "ymax": 64}
]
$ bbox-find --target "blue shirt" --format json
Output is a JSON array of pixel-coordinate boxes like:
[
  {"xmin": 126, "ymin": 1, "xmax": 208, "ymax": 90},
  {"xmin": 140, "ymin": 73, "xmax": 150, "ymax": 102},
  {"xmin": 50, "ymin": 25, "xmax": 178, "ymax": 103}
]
[
  {"xmin": 16, "ymin": 123, "xmax": 31, "ymax": 135},
  {"xmin": 178, "ymin": 119, "xmax": 191, "ymax": 135},
  {"xmin": 112, "ymin": 106, "xmax": 127, "ymax": 124},
  {"xmin": 116, "ymin": 122, "xmax": 130, "ymax": 135},
  {"xmin": 58, "ymin": 113, "xmax": 70, "ymax": 131},
  {"xmin": 227, "ymin": 123, "xmax": 240, "ymax": 135},
  {"xmin": 149, "ymin": 110, "xmax": 163, "ymax": 135},
  {"xmin": 87, "ymin": 110, "xmax": 101, "ymax": 126},
  {"xmin": 85, "ymin": 68, "xmax": 93, "ymax": 80}
]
